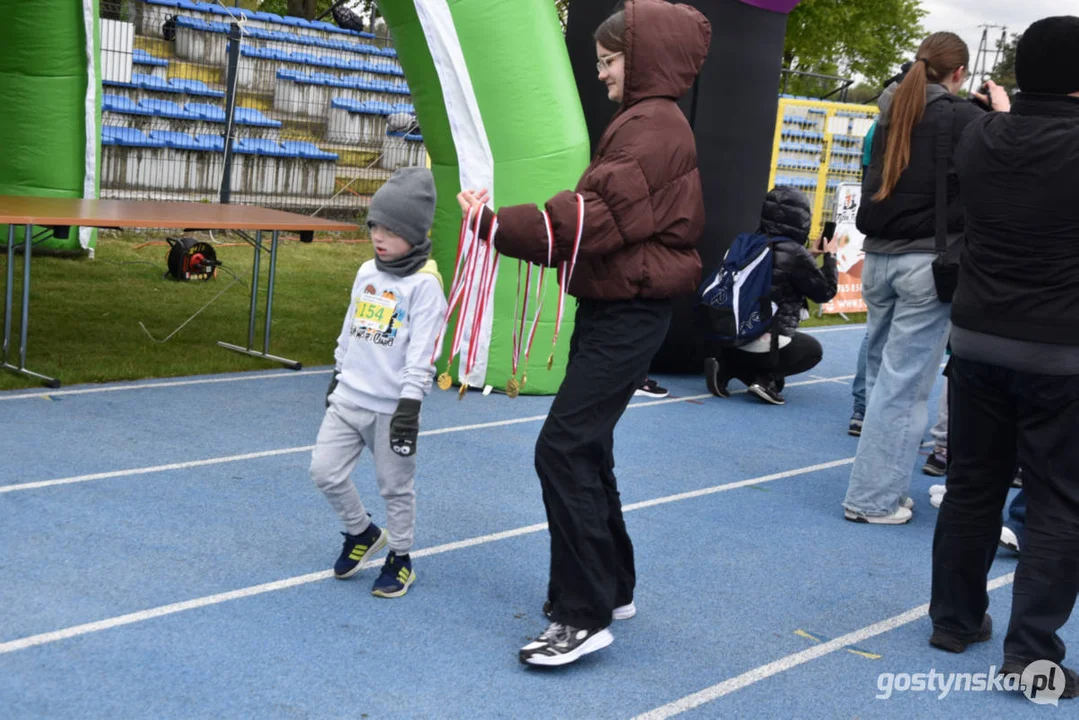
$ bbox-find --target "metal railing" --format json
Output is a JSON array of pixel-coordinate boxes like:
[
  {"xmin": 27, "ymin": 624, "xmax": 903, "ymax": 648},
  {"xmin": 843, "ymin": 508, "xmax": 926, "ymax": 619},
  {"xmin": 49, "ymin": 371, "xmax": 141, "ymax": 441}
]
[{"xmin": 99, "ymin": 0, "xmax": 425, "ymax": 223}]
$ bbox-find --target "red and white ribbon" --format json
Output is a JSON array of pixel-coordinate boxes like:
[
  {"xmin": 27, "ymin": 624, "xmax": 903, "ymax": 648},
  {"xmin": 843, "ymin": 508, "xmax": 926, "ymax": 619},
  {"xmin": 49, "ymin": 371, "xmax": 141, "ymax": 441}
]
[{"xmin": 552, "ymin": 194, "xmax": 585, "ymax": 347}]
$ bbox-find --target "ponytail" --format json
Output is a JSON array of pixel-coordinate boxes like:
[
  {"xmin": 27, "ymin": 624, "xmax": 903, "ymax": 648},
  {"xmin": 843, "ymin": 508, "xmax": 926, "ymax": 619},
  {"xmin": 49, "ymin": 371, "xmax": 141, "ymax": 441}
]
[{"xmin": 874, "ymin": 33, "xmax": 969, "ymax": 202}]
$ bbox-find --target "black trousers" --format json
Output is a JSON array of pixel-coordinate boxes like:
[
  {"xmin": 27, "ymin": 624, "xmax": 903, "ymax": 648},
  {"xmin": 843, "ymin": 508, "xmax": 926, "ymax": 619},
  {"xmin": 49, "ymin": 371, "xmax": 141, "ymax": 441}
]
[
  {"xmin": 535, "ymin": 297, "xmax": 672, "ymax": 630},
  {"xmin": 930, "ymin": 356, "xmax": 1079, "ymax": 665},
  {"xmin": 715, "ymin": 331, "xmax": 823, "ymax": 386}
]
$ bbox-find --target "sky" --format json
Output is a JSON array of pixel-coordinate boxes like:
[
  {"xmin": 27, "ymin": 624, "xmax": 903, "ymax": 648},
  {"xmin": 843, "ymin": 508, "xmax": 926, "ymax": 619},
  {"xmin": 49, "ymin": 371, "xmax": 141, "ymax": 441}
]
[{"xmin": 920, "ymin": 0, "xmax": 1077, "ymax": 80}]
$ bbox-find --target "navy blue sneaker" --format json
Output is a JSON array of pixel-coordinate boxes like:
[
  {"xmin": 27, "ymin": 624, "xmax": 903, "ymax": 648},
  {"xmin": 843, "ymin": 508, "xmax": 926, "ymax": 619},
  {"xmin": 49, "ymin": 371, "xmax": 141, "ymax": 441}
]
[
  {"xmin": 372, "ymin": 551, "xmax": 415, "ymax": 598},
  {"xmin": 849, "ymin": 412, "xmax": 864, "ymax": 436},
  {"xmin": 333, "ymin": 523, "xmax": 387, "ymax": 579}
]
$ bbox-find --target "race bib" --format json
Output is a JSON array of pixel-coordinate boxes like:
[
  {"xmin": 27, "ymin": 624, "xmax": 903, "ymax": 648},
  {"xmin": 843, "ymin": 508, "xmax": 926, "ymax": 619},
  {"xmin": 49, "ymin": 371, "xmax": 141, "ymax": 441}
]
[{"xmin": 354, "ymin": 293, "xmax": 398, "ymax": 333}]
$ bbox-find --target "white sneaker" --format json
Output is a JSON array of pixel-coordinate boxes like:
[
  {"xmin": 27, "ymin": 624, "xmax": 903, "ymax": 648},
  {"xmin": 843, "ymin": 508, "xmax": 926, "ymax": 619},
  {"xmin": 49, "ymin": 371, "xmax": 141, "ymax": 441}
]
[
  {"xmin": 844, "ymin": 506, "xmax": 913, "ymax": 524},
  {"xmin": 901, "ymin": 497, "xmax": 915, "ymax": 510},
  {"xmin": 929, "ymin": 484, "xmax": 947, "ymax": 496},
  {"xmin": 1000, "ymin": 526, "xmax": 1020, "ymax": 553},
  {"xmin": 612, "ymin": 602, "xmax": 637, "ymax": 620}
]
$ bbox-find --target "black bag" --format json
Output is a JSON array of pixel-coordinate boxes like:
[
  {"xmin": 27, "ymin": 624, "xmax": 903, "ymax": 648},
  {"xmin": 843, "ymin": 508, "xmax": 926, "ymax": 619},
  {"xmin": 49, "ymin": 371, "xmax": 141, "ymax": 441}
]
[{"xmin": 931, "ymin": 102, "xmax": 963, "ymax": 303}]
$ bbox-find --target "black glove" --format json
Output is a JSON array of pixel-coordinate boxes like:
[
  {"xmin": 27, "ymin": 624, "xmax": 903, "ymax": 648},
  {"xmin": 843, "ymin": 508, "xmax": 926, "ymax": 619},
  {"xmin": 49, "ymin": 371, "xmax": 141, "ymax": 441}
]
[
  {"xmin": 389, "ymin": 398, "xmax": 422, "ymax": 457},
  {"xmin": 326, "ymin": 373, "xmax": 339, "ymax": 408}
]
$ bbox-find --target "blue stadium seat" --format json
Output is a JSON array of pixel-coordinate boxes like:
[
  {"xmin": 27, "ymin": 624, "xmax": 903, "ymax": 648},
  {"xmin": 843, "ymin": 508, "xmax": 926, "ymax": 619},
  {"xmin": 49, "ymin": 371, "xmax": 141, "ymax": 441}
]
[
  {"xmin": 133, "ymin": 49, "xmax": 169, "ymax": 67},
  {"xmin": 236, "ymin": 138, "xmax": 296, "ymax": 157},
  {"xmin": 195, "ymin": 133, "xmax": 225, "ymax": 152},
  {"xmin": 139, "ymin": 98, "xmax": 200, "ymax": 120},
  {"xmin": 280, "ymin": 141, "xmax": 338, "ymax": 161},
  {"xmin": 234, "ymin": 107, "xmax": 283, "ymax": 128},
  {"xmin": 168, "ymin": 78, "xmax": 225, "ymax": 98},
  {"xmin": 133, "ymin": 73, "xmax": 180, "ymax": 93},
  {"xmin": 187, "ymin": 103, "xmax": 227, "ymax": 122},
  {"xmin": 102, "ymin": 126, "xmax": 164, "ymax": 148},
  {"xmin": 103, "ymin": 94, "xmax": 155, "ymax": 116},
  {"xmin": 149, "ymin": 130, "xmax": 202, "ymax": 150},
  {"xmin": 145, "ymin": 0, "xmax": 180, "ymax": 6}
]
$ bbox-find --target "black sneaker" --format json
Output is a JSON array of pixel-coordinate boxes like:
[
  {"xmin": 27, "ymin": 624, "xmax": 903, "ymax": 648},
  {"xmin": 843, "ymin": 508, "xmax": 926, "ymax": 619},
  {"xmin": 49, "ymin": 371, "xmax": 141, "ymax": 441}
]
[
  {"xmin": 519, "ymin": 622, "xmax": 614, "ymax": 666},
  {"xmin": 1012, "ymin": 467, "xmax": 1024, "ymax": 488},
  {"xmin": 704, "ymin": 357, "xmax": 730, "ymax": 398},
  {"xmin": 922, "ymin": 447, "xmax": 947, "ymax": 477},
  {"xmin": 333, "ymin": 524, "xmax": 388, "ymax": 579},
  {"xmin": 999, "ymin": 660, "xmax": 1078, "ymax": 700},
  {"xmin": 748, "ymin": 381, "xmax": 785, "ymax": 405},
  {"xmin": 634, "ymin": 378, "xmax": 668, "ymax": 399},
  {"xmin": 929, "ymin": 613, "xmax": 992, "ymax": 654},
  {"xmin": 849, "ymin": 412, "xmax": 864, "ymax": 437}
]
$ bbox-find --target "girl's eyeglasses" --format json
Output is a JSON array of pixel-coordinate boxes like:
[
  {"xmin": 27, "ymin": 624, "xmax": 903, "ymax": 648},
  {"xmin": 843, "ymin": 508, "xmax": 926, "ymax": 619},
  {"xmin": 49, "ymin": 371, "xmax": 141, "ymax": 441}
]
[{"xmin": 597, "ymin": 52, "xmax": 623, "ymax": 72}]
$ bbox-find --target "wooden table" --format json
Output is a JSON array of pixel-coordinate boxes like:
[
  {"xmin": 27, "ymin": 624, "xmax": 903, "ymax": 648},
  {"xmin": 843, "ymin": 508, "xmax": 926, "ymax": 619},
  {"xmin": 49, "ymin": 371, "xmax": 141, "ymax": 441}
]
[{"xmin": 0, "ymin": 196, "xmax": 357, "ymax": 388}]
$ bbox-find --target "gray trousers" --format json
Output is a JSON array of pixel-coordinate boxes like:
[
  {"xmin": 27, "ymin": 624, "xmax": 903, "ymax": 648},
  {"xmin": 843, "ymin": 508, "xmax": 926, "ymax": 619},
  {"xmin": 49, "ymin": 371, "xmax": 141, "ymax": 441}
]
[
  {"xmin": 309, "ymin": 396, "xmax": 416, "ymax": 553},
  {"xmin": 930, "ymin": 376, "xmax": 948, "ymax": 451}
]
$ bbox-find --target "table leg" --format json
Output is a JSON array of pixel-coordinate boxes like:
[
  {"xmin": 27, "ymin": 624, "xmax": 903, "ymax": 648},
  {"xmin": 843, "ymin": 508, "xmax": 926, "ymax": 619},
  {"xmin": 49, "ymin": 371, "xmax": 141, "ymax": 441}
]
[
  {"xmin": 247, "ymin": 229, "xmax": 262, "ymax": 349},
  {"xmin": 217, "ymin": 228, "xmax": 301, "ymax": 370},
  {"xmin": 3, "ymin": 224, "xmax": 13, "ymax": 364},
  {"xmin": 0, "ymin": 223, "xmax": 61, "ymax": 388},
  {"xmin": 263, "ymin": 230, "xmax": 278, "ymax": 355}
]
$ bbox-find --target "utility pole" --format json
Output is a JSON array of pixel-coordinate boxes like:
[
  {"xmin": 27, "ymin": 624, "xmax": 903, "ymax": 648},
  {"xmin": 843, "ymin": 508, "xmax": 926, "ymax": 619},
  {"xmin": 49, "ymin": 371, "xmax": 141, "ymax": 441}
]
[{"xmin": 968, "ymin": 24, "xmax": 1008, "ymax": 92}]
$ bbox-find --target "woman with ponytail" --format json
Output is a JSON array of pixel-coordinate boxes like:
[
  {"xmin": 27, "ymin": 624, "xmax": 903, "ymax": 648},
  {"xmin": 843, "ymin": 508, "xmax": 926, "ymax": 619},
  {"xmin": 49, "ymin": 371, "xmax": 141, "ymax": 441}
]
[{"xmin": 841, "ymin": 32, "xmax": 1009, "ymax": 525}]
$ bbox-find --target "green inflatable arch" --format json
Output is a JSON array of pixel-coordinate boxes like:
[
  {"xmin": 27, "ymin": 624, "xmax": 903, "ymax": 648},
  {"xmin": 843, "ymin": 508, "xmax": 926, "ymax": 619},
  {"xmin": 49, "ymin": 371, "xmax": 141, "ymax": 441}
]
[
  {"xmin": 381, "ymin": 0, "xmax": 590, "ymax": 396},
  {"xmin": 0, "ymin": 0, "xmax": 101, "ymax": 254}
]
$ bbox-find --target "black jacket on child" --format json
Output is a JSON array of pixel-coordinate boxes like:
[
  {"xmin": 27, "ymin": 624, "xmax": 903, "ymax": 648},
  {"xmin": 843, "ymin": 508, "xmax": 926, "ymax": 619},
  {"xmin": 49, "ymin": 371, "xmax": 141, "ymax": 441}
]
[{"xmin": 759, "ymin": 187, "xmax": 839, "ymax": 337}]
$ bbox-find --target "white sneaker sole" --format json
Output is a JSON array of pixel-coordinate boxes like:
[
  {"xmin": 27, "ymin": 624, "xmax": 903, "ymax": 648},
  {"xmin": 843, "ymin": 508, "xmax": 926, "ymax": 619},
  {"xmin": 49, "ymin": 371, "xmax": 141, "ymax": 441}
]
[
  {"xmin": 844, "ymin": 508, "xmax": 913, "ymax": 525},
  {"xmin": 334, "ymin": 529, "xmax": 388, "ymax": 579},
  {"xmin": 523, "ymin": 628, "xmax": 615, "ymax": 667},
  {"xmin": 372, "ymin": 569, "xmax": 415, "ymax": 598},
  {"xmin": 1000, "ymin": 527, "xmax": 1020, "ymax": 553},
  {"xmin": 613, "ymin": 602, "xmax": 636, "ymax": 620}
]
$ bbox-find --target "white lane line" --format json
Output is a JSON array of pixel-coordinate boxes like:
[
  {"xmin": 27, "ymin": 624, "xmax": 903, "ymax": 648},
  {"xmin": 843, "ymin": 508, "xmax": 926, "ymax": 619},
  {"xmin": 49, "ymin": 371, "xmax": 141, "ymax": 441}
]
[
  {"xmin": 802, "ymin": 325, "xmax": 867, "ymax": 336},
  {"xmin": 0, "ymin": 456, "xmax": 853, "ymax": 654},
  {"xmin": 631, "ymin": 572, "xmax": 1017, "ymax": 720},
  {"xmin": 803, "ymin": 325, "xmax": 866, "ymax": 335},
  {"xmin": 0, "ymin": 375, "xmax": 852, "ymax": 494},
  {"xmin": 0, "ymin": 369, "xmax": 335, "ymax": 402}
]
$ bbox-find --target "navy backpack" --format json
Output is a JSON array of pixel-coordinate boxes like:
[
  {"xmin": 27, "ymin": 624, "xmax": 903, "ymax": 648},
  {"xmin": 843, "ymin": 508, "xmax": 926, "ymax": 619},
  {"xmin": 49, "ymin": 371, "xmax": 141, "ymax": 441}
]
[{"xmin": 698, "ymin": 232, "xmax": 777, "ymax": 347}]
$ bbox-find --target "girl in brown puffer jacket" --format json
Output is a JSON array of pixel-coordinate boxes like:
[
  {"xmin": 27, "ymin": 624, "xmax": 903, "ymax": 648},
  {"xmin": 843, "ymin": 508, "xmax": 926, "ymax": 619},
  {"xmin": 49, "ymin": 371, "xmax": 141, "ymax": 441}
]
[{"xmin": 458, "ymin": 0, "xmax": 710, "ymax": 667}]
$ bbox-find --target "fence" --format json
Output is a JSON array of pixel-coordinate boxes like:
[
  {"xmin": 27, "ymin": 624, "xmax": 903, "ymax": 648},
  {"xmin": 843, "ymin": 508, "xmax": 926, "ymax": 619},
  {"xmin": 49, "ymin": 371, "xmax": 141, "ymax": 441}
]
[
  {"xmin": 767, "ymin": 95, "xmax": 878, "ymax": 239},
  {"xmin": 99, "ymin": 0, "xmax": 425, "ymax": 222}
]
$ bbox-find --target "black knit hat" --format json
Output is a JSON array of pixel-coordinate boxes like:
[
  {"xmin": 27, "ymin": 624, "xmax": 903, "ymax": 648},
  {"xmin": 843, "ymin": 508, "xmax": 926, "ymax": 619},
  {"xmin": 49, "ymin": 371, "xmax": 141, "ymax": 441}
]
[{"xmin": 1016, "ymin": 16, "xmax": 1079, "ymax": 95}]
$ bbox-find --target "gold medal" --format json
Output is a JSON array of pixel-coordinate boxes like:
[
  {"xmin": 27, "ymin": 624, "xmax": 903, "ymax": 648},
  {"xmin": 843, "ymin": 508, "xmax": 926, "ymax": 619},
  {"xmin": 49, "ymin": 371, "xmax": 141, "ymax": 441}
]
[
  {"xmin": 546, "ymin": 353, "xmax": 554, "ymax": 371},
  {"xmin": 437, "ymin": 372, "xmax": 452, "ymax": 391},
  {"xmin": 458, "ymin": 382, "xmax": 469, "ymax": 400},
  {"xmin": 506, "ymin": 377, "xmax": 520, "ymax": 398},
  {"xmin": 521, "ymin": 372, "xmax": 528, "ymax": 388}
]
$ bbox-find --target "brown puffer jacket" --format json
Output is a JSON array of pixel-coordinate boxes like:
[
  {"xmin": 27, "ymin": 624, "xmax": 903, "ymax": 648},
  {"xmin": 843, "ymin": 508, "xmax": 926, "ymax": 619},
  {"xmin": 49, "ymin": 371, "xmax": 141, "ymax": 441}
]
[{"xmin": 492, "ymin": 0, "xmax": 711, "ymax": 301}]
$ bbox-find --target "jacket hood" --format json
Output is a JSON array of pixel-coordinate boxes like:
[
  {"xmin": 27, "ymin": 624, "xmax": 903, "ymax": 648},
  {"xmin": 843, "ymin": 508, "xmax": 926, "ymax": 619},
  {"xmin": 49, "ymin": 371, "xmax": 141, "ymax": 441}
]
[
  {"xmin": 621, "ymin": 0, "xmax": 711, "ymax": 107},
  {"xmin": 878, "ymin": 81, "xmax": 950, "ymax": 128},
  {"xmin": 760, "ymin": 186, "xmax": 812, "ymax": 244}
]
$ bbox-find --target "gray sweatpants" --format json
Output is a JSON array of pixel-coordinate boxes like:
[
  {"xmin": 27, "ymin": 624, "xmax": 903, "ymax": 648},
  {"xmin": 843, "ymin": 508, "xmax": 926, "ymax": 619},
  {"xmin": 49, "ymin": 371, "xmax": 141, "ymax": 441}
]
[
  {"xmin": 309, "ymin": 395, "xmax": 416, "ymax": 553},
  {"xmin": 930, "ymin": 376, "xmax": 948, "ymax": 451}
]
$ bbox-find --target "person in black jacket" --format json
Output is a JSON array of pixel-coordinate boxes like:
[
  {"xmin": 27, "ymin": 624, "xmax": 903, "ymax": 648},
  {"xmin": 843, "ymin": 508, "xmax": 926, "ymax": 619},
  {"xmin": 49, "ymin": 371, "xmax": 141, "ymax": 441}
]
[
  {"xmin": 703, "ymin": 187, "xmax": 838, "ymax": 405},
  {"xmin": 928, "ymin": 16, "xmax": 1079, "ymax": 699},
  {"xmin": 841, "ymin": 32, "xmax": 1010, "ymax": 525}
]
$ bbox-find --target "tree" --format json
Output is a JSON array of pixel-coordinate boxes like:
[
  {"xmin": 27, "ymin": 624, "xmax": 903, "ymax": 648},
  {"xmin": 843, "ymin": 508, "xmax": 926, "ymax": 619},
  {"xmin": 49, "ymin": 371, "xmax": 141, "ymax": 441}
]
[
  {"xmin": 784, "ymin": 0, "xmax": 926, "ymax": 96},
  {"xmin": 989, "ymin": 32, "xmax": 1020, "ymax": 93}
]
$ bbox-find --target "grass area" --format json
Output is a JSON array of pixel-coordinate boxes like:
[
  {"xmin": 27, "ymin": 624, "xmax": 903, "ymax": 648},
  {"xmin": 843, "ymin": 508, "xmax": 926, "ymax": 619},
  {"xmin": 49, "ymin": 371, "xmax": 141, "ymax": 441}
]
[
  {"xmin": 0, "ymin": 234, "xmax": 864, "ymax": 391},
  {"xmin": 0, "ymin": 232, "xmax": 373, "ymax": 391}
]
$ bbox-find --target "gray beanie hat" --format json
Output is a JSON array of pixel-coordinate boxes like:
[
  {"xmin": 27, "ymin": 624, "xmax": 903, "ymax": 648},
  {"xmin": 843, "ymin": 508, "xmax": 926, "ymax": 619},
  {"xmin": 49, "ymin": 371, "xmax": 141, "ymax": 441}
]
[{"xmin": 367, "ymin": 167, "xmax": 436, "ymax": 248}]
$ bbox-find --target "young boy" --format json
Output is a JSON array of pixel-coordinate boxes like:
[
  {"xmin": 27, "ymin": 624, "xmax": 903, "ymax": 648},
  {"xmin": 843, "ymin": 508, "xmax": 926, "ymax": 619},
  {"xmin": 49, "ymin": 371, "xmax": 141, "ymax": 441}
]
[{"xmin": 309, "ymin": 167, "xmax": 446, "ymax": 598}]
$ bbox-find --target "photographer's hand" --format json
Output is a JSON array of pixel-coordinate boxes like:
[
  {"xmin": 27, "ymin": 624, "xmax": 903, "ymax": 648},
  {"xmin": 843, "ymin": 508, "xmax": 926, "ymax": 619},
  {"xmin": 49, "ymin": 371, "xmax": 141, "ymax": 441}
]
[{"xmin": 973, "ymin": 80, "xmax": 1011, "ymax": 113}]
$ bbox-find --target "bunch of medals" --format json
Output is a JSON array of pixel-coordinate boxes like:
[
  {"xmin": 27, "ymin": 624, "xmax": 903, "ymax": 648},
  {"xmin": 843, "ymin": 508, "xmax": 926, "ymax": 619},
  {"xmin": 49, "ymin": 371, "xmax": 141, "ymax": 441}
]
[{"xmin": 432, "ymin": 196, "xmax": 584, "ymax": 400}]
